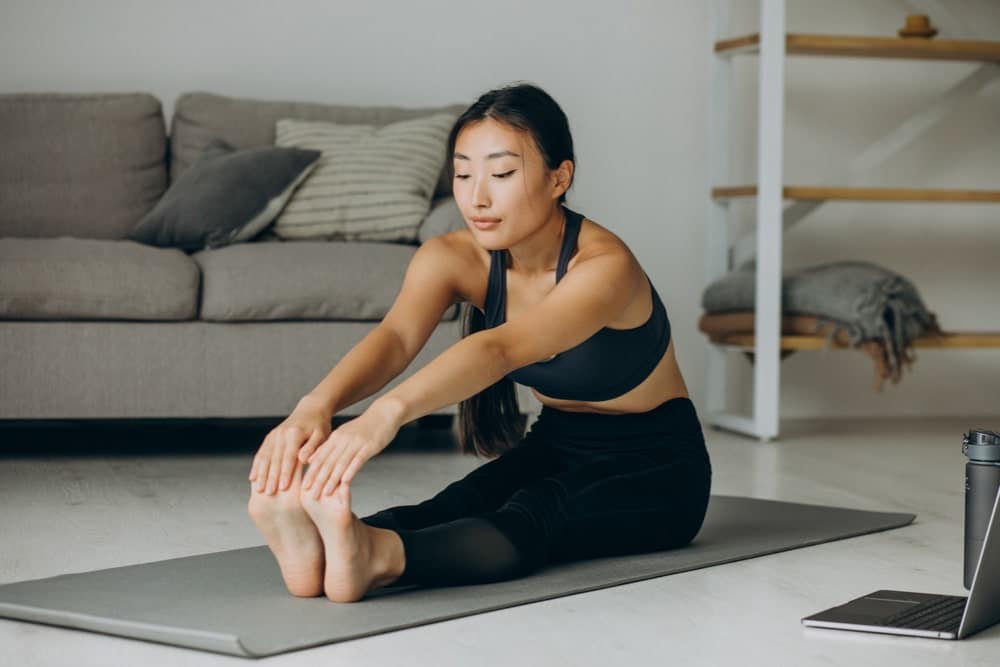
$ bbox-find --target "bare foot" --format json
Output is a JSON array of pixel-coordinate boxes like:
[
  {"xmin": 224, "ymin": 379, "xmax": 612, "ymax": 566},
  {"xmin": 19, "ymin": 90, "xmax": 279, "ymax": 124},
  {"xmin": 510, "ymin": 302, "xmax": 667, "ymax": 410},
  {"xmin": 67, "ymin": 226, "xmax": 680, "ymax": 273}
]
[
  {"xmin": 300, "ymin": 482, "xmax": 403, "ymax": 602},
  {"xmin": 247, "ymin": 462, "xmax": 325, "ymax": 597}
]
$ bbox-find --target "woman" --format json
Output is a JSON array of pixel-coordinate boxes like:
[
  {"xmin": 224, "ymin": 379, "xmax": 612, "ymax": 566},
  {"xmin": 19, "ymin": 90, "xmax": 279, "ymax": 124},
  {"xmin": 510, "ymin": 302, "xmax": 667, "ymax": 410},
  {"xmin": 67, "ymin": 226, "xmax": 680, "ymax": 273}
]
[{"xmin": 247, "ymin": 82, "xmax": 712, "ymax": 603}]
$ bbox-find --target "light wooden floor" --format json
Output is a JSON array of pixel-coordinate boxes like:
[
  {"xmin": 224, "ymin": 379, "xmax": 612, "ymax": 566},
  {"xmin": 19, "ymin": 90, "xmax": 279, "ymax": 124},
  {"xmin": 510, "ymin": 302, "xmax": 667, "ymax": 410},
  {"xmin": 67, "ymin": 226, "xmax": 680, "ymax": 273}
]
[{"xmin": 1, "ymin": 414, "xmax": 998, "ymax": 666}]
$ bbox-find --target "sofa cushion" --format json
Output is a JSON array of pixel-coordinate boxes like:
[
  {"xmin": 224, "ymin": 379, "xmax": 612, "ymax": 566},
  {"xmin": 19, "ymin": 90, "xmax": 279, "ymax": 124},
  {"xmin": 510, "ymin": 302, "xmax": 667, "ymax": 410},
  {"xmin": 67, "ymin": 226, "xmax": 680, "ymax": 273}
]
[
  {"xmin": 192, "ymin": 241, "xmax": 460, "ymax": 322},
  {"xmin": 272, "ymin": 115, "xmax": 455, "ymax": 243},
  {"xmin": 0, "ymin": 93, "xmax": 167, "ymax": 240},
  {"xmin": 0, "ymin": 238, "xmax": 199, "ymax": 320},
  {"xmin": 126, "ymin": 139, "xmax": 321, "ymax": 252},
  {"xmin": 419, "ymin": 197, "xmax": 467, "ymax": 243},
  {"xmin": 169, "ymin": 92, "xmax": 466, "ymax": 200}
]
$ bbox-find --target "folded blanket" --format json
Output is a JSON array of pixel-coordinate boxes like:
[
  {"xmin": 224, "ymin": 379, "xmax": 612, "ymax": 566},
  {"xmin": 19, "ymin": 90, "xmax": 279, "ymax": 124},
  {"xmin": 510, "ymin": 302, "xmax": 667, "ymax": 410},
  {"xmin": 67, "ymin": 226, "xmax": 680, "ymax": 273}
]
[{"xmin": 701, "ymin": 260, "xmax": 946, "ymax": 390}]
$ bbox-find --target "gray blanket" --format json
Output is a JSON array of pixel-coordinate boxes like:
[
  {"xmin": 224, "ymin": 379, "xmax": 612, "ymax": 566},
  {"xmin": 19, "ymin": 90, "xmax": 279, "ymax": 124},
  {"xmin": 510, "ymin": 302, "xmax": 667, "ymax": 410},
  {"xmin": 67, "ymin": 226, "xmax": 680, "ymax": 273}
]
[{"xmin": 701, "ymin": 260, "xmax": 941, "ymax": 381}]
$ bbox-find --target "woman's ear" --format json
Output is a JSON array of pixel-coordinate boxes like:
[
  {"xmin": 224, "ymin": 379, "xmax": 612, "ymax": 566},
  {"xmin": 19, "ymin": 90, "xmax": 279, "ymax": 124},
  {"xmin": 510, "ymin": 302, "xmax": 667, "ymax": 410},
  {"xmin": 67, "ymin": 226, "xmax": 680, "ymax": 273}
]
[{"xmin": 552, "ymin": 159, "xmax": 574, "ymax": 199}]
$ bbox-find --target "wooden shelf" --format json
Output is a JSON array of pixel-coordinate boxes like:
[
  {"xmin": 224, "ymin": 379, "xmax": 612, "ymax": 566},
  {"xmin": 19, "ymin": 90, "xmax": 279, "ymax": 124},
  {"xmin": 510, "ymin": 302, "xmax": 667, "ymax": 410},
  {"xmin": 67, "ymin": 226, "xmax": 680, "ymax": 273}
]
[
  {"xmin": 711, "ymin": 186, "xmax": 1000, "ymax": 203},
  {"xmin": 703, "ymin": 9, "xmax": 999, "ymax": 439},
  {"xmin": 709, "ymin": 332, "xmax": 1000, "ymax": 351},
  {"xmin": 715, "ymin": 32, "xmax": 1000, "ymax": 63}
]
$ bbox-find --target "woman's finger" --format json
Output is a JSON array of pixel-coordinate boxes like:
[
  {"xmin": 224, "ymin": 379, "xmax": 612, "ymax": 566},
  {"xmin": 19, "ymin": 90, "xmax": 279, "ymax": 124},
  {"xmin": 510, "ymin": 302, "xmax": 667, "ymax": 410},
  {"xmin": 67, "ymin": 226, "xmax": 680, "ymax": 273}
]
[
  {"xmin": 298, "ymin": 430, "xmax": 325, "ymax": 464},
  {"xmin": 312, "ymin": 456, "xmax": 338, "ymax": 499},
  {"xmin": 341, "ymin": 452, "xmax": 365, "ymax": 486},
  {"xmin": 271, "ymin": 427, "xmax": 299, "ymax": 493},
  {"xmin": 264, "ymin": 432, "xmax": 284, "ymax": 494},
  {"xmin": 277, "ymin": 446, "xmax": 297, "ymax": 492},
  {"xmin": 255, "ymin": 456, "xmax": 271, "ymax": 494},
  {"xmin": 252, "ymin": 437, "xmax": 272, "ymax": 489},
  {"xmin": 249, "ymin": 433, "xmax": 272, "ymax": 482},
  {"xmin": 266, "ymin": 435, "xmax": 289, "ymax": 494},
  {"xmin": 304, "ymin": 444, "xmax": 332, "ymax": 492},
  {"xmin": 324, "ymin": 451, "xmax": 365, "ymax": 496},
  {"xmin": 311, "ymin": 451, "xmax": 343, "ymax": 499},
  {"xmin": 324, "ymin": 452, "xmax": 356, "ymax": 495},
  {"xmin": 278, "ymin": 428, "xmax": 307, "ymax": 492},
  {"xmin": 302, "ymin": 441, "xmax": 330, "ymax": 490}
]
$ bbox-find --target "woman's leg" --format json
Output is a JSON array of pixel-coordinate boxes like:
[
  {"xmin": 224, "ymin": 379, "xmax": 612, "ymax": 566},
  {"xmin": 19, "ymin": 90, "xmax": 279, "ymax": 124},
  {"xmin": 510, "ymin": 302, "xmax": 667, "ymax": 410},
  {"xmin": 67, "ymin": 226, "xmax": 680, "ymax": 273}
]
[
  {"xmin": 359, "ymin": 436, "xmax": 566, "ymax": 532},
  {"xmin": 383, "ymin": 447, "xmax": 711, "ymax": 588},
  {"xmin": 357, "ymin": 435, "xmax": 569, "ymax": 588},
  {"xmin": 380, "ymin": 515, "xmax": 530, "ymax": 587},
  {"xmin": 539, "ymin": 449, "xmax": 712, "ymax": 565}
]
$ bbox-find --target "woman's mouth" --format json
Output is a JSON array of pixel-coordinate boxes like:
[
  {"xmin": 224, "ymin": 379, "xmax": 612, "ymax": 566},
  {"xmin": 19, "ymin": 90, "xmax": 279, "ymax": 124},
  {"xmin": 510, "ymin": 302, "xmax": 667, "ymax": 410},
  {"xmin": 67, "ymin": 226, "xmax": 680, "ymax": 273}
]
[{"xmin": 472, "ymin": 218, "xmax": 501, "ymax": 229}]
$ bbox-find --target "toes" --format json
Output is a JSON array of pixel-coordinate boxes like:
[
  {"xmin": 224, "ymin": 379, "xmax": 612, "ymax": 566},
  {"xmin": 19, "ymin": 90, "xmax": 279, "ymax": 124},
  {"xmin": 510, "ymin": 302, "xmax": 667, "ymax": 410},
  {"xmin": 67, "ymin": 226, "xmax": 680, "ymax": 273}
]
[{"xmin": 285, "ymin": 461, "xmax": 303, "ymax": 491}]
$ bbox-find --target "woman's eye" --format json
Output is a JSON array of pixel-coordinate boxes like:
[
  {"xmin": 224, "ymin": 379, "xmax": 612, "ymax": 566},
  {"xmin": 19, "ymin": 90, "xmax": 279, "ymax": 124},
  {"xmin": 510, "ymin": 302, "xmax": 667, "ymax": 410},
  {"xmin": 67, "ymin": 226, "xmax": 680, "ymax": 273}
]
[{"xmin": 454, "ymin": 171, "xmax": 515, "ymax": 180}]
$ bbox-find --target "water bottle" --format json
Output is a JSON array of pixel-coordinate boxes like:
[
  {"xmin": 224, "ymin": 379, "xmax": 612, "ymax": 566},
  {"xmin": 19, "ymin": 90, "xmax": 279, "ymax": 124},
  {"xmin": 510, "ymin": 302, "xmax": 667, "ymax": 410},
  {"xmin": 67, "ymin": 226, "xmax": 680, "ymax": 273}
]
[{"xmin": 962, "ymin": 428, "xmax": 1000, "ymax": 590}]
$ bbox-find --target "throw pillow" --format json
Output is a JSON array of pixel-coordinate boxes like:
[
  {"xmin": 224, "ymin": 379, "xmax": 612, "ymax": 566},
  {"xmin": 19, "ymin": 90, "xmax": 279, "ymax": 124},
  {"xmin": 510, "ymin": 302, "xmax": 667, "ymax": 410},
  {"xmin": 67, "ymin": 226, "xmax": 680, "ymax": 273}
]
[
  {"xmin": 127, "ymin": 139, "xmax": 321, "ymax": 252},
  {"xmin": 272, "ymin": 113, "xmax": 456, "ymax": 243}
]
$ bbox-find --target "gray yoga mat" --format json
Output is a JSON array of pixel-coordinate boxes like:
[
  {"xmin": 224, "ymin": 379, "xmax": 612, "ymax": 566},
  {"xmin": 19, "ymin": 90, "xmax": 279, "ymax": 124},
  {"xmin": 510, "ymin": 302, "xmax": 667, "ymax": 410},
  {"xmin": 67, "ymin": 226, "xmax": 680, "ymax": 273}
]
[{"xmin": 0, "ymin": 494, "xmax": 915, "ymax": 658}]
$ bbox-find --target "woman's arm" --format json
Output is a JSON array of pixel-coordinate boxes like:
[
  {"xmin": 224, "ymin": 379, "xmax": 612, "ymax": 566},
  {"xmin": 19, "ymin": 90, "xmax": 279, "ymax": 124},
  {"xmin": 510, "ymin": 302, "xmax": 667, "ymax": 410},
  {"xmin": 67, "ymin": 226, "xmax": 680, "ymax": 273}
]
[
  {"xmin": 297, "ymin": 325, "xmax": 411, "ymax": 417},
  {"xmin": 298, "ymin": 247, "xmax": 638, "ymax": 496},
  {"xmin": 300, "ymin": 235, "xmax": 464, "ymax": 416},
  {"xmin": 299, "ymin": 329, "xmax": 507, "ymax": 497},
  {"xmin": 371, "ymin": 331, "xmax": 508, "ymax": 427}
]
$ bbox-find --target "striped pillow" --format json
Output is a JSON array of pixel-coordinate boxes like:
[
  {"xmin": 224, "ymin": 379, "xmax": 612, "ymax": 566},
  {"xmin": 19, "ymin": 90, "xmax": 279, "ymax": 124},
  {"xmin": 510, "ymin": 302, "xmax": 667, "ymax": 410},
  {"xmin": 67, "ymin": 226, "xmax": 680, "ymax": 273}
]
[{"xmin": 272, "ymin": 113, "xmax": 457, "ymax": 242}]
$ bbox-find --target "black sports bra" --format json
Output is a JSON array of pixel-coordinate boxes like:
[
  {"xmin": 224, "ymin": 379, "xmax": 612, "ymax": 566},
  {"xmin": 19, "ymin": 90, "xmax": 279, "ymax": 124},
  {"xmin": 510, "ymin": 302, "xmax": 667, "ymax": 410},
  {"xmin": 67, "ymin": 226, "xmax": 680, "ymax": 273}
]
[{"xmin": 482, "ymin": 205, "xmax": 671, "ymax": 401}]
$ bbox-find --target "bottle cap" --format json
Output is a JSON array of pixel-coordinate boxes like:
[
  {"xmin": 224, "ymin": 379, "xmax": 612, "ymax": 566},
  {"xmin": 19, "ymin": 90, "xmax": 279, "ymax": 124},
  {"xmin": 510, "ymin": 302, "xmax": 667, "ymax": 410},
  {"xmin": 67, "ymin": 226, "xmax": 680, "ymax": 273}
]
[{"xmin": 963, "ymin": 429, "xmax": 1000, "ymax": 462}]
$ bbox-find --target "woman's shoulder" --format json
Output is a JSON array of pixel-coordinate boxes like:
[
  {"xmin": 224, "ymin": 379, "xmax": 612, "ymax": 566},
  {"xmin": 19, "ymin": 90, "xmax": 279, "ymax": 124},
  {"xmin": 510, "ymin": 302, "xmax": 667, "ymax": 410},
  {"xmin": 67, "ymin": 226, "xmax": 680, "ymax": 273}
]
[
  {"xmin": 423, "ymin": 229, "xmax": 490, "ymax": 302},
  {"xmin": 436, "ymin": 228, "xmax": 487, "ymax": 271},
  {"xmin": 570, "ymin": 216, "xmax": 637, "ymax": 271},
  {"xmin": 578, "ymin": 215, "xmax": 625, "ymax": 250}
]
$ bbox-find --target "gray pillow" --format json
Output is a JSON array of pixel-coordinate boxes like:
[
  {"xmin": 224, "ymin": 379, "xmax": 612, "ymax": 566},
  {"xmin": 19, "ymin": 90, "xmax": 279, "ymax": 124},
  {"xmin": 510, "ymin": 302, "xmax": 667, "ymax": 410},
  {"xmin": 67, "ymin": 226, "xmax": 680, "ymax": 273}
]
[{"xmin": 127, "ymin": 139, "xmax": 320, "ymax": 252}]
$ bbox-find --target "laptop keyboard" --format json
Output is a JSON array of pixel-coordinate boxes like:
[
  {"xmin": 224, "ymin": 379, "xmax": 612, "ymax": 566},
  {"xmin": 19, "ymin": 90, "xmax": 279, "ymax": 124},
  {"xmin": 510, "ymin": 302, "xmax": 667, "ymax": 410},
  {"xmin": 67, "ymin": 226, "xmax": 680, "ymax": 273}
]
[{"xmin": 882, "ymin": 595, "xmax": 967, "ymax": 632}]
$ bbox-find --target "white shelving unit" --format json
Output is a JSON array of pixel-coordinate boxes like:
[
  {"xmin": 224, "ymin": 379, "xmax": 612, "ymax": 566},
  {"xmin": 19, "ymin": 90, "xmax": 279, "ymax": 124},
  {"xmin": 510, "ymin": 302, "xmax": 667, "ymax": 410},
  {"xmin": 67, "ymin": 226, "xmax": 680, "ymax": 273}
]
[{"xmin": 704, "ymin": 0, "xmax": 1000, "ymax": 441}]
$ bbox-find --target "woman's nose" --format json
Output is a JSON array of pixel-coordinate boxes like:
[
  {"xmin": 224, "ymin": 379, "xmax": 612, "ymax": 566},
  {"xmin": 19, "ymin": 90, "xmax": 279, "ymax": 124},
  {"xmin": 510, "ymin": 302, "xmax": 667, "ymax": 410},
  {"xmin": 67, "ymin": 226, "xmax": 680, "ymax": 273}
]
[{"xmin": 472, "ymin": 176, "xmax": 490, "ymax": 206}]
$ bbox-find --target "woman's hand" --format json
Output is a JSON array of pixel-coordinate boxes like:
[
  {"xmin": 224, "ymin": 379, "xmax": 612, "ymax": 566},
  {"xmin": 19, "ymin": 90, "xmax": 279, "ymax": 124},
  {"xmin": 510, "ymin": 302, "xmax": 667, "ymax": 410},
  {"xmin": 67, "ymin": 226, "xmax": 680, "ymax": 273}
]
[
  {"xmin": 302, "ymin": 400, "xmax": 405, "ymax": 499},
  {"xmin": 249, "ymin": 396, "xmax": 333, "ymax": 495}
]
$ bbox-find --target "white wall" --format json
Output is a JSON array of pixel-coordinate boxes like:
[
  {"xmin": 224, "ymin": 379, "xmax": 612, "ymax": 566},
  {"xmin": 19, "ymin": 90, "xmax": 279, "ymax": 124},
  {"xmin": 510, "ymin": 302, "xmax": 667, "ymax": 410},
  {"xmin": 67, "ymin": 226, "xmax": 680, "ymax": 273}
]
[{"xmin": 2, "ymin": 0, "xmax": 998, "ymax": 421}]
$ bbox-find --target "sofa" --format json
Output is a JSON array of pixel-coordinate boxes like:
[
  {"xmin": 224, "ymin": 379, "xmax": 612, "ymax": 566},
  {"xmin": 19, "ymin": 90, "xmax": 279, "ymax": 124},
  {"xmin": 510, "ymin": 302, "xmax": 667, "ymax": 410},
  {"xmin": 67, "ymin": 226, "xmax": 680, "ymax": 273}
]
[{"xmin": 0, "ymin": 91, "xmax": 542, "ymax": 421}]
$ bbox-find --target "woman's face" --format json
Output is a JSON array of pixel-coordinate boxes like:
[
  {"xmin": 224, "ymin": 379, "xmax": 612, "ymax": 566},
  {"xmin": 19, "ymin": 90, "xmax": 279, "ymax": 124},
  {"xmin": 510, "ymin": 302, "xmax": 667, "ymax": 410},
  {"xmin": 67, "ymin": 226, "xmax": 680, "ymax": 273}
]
[{"xmin": 452, "ymin": 118, "xmax": 567, "ymax": 249}]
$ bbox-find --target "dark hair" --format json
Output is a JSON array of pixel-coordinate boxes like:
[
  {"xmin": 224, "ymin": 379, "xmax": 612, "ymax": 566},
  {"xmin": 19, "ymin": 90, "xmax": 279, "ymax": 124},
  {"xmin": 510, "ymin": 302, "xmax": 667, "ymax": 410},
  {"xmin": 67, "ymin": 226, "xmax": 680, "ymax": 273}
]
[{"xmin": 448, "ymin": 82, "xmax": 576, "ymax": 459}]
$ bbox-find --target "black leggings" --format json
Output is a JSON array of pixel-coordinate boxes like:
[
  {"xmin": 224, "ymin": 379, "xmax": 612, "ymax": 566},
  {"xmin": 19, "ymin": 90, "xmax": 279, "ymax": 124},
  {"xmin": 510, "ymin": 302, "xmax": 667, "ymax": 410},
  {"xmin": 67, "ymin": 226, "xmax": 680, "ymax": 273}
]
[{"xmin": 360, "ymin": 396, "xmax": 712, "ymax": 588}]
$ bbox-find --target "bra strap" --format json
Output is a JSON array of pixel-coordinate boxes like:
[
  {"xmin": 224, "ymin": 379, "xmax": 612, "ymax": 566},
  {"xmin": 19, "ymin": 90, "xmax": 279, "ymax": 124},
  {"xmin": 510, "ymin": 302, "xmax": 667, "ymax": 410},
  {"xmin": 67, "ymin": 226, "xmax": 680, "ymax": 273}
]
[{"xmin": 556, "ymin": 207, "xmax": 582, "ymax": 282}]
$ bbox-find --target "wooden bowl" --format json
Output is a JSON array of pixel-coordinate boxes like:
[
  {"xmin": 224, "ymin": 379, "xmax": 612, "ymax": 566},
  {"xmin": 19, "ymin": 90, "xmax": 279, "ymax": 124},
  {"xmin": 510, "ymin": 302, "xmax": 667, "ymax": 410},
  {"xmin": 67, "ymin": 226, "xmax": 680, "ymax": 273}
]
[{"xmin": 898, "ymin": 14, "xmax": 938, "ymax": 39}]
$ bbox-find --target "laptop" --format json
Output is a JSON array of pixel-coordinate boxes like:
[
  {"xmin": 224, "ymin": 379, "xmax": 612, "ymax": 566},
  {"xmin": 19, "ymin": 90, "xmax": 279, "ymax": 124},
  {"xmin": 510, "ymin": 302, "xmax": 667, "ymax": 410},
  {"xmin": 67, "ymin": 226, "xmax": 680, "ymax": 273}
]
[{"xmin": 801, "ymin": 487, "xmax": 1000, "ymax": 640}]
